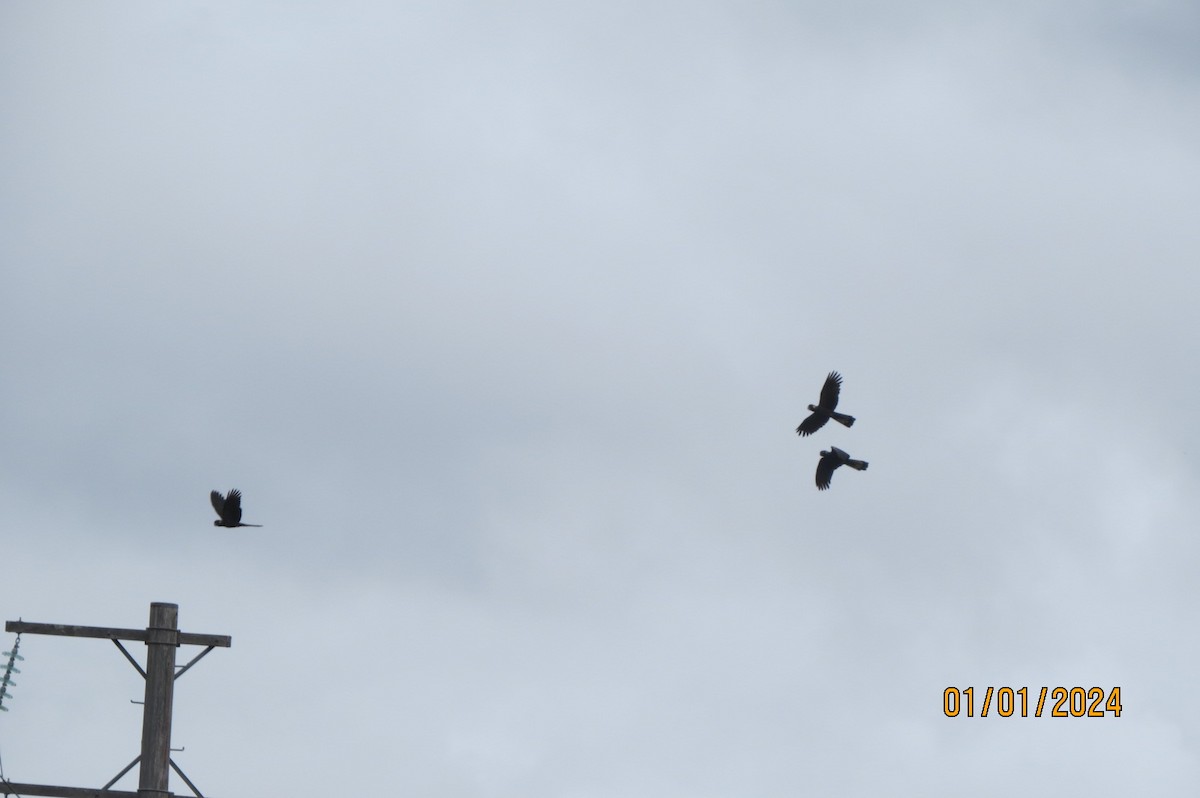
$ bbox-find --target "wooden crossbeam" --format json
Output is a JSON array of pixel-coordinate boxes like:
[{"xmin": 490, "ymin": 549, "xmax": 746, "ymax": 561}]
[{"xmin": 5, "ymin": 621, "xmax": 230, "ymax": 648}]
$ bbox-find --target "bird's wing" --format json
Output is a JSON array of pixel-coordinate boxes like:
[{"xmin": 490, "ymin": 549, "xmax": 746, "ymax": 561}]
[
  {"xmin": 815, "ymin": 455, "xmax": 838, "ymax": 490},
  {"xmin": 818, "ymin": 371, "xmax": 842, "ymax": 410},
  {"xmin": 796, "ymin": 411, "xmax": 828, "ymax": 436},
  {"xmin": 210, "ymin": 491, "xmax": 225, "ymax": 518},
  {"xmin": 830, "ymin": 446, "xmax": 849, "ymax": 461},
  {"xmin": 225, "ymin": 489, "xmax": 244, "ymax": 525}
]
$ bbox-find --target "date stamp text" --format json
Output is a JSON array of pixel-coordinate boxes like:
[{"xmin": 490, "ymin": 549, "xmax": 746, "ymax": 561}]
[{"xmin": 943, "ymin": 686, "xmax": 1122, "ymax": 717}]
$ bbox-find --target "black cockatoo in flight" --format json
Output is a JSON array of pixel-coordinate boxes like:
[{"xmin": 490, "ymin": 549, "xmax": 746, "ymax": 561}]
[
  {"xmin": 815, "ymin": 447, "xmax": 869, "ymax": 491},
  {"xmin": 210, "ymin": 489, "xmax": 263, "ymax": 527},
  {"xmin": 796, "ymin": 371, "xmax": 856, "ymax": 436}
]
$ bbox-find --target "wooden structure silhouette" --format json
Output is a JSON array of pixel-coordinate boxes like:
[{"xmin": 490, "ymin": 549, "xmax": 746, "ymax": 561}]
[{"xmin": 3, "ymin": 602, "xmax": 230, "ymax": 797}]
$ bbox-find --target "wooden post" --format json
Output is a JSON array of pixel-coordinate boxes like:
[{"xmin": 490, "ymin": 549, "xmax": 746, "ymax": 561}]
[
  {"xmin": 4, "ymin": 604, "xmax": 230, "ymax": 798},
  {"xmin": 137, "ymin": 603, "xmax": 178, "ymax": 798}
]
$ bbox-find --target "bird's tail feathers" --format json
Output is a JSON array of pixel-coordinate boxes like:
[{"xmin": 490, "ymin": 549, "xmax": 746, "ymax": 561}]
[
  {"xmin": 243, "ymin": 523, "xmax": 263, "ymax": 527},
  {"xmin": 846, "ymin": 459, "xmax": 868, "ymax": 471},
  {"xmin": 832, "ymin": 412, "xmax": 855, "ymax": 427}
]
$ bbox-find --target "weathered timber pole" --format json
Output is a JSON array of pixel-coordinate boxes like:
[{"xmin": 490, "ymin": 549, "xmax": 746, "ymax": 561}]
[
  {"xmin": 137, "ymin": 602, "xmax": 178, "ymax": 798},
  {"xmin": 4, "ymin": 603, "xmax": 230, "ymax": 798}
]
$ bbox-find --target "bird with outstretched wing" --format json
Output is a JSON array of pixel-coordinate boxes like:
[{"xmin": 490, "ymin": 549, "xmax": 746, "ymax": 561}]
[
  {"xmin": 815, "ymin": 446, "xmax": 868, "ymax": 491},
  {"xmin": 796, "ymin": 371, "xmax": 856, "ymax": 436},
  {"xmin": 211, "ymin": 489, "xmax": 263, "ymax": 527}
]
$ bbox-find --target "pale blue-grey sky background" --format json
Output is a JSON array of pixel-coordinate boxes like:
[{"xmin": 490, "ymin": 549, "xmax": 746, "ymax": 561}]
[{"xmin": 2, "ymin": 1, "xmax": 1199, "ymax": 795}]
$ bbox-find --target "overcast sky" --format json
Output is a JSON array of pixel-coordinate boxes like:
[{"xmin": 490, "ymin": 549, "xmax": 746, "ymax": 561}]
[{"xmin": 2, "ymin": 1, "xmax": 1199, "ymax": 795}]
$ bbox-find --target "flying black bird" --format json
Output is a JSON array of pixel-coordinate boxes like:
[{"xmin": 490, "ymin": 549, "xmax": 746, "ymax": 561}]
[
  {"xmin": 210, "ymin": 489, "xmax": 263, "ymax": 527},
  {"xmin": 796, "ymin": 371, "xmax": 856, "ymax": 436},
  {"xmin": 815, "ymin": 446, "xmax": 868, "ymax": 491}
]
